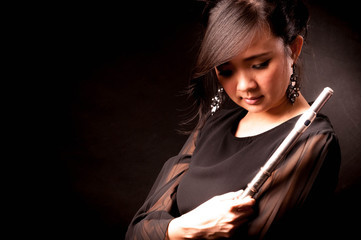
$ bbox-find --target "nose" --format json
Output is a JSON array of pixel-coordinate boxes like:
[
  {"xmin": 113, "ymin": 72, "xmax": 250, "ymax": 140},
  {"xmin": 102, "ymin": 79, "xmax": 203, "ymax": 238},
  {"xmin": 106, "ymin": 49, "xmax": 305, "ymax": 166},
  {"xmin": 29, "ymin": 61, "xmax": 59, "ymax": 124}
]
[{"xmin": 236, "ymin": 72, "xmax": 258, "ymax": 92}]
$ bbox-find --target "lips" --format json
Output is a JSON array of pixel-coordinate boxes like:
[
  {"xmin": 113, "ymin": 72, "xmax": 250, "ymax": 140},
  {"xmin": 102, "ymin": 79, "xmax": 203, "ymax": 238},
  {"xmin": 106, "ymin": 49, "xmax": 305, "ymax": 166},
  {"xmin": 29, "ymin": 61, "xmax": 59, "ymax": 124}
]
[{"xmin": 243, "ymin": 96, "xmax": 264, "ymax": 105}]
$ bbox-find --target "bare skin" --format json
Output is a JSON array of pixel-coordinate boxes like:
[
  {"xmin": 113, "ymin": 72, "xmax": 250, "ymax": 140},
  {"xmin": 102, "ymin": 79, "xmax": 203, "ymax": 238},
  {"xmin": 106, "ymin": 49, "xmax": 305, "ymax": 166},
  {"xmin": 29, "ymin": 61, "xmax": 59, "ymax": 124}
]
[
  {"xmin": 215, "ymin": 30, "xmax": 309, "ymax": 137},
  {"xmin": 167, "ymin": 190, "xmax": 255, "ymax": 239},
  {"xmin": 167, "ymin": 28, "xmax": 308, "ymax": 239}
]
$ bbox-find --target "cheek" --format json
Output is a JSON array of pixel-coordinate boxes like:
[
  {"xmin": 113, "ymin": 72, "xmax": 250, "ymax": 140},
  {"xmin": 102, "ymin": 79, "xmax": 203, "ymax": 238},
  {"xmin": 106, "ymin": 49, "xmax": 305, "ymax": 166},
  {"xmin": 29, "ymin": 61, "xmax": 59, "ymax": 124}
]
[{"xmin": 260, "ymin": 63, "xmax": 290, "ymax": 93}]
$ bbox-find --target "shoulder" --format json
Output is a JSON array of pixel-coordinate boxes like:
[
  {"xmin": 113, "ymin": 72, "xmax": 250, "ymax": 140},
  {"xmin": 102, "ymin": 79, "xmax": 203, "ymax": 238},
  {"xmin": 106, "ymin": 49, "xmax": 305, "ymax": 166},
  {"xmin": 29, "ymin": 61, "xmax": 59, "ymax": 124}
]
[
  {"xmin": 298, "ymin": 113, "xmax": 341, "ymax": 163},
  {"xmin": 307, "ymin": 113, "xmax": 336, "ymax": 136},
  {"xmin": 194, "ymin": 108, "xmax": 245, "ymax": 146},
  {"xmin": 299, "ymin": 112, "xmax": 340, "ymax": 151}
]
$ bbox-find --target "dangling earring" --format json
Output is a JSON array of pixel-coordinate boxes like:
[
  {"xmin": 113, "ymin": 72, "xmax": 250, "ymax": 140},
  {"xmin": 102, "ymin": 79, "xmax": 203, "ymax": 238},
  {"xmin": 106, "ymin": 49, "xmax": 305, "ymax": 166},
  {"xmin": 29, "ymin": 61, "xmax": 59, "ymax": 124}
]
[
  {"xmin": 287, "ymin": 64, "xmax": 300, "ymax": 104},
  {"xmin": 211, "ymin": 87, "xmax": 224, "ymax": 115}
]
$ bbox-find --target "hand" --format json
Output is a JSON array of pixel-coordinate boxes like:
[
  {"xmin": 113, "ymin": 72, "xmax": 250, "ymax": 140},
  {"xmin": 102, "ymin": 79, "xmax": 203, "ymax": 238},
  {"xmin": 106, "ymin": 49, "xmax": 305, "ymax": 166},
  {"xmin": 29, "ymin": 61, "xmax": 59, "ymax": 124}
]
[{"xmin": 167, "ymin": 190, "xmax": 255, "ymax": 239}]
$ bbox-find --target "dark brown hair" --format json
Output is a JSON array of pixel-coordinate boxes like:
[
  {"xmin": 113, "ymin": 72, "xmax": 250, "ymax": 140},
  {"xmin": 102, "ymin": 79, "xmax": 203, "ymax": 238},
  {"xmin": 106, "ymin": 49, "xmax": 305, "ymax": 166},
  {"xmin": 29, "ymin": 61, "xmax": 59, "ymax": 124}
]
[{"xmin": 182, "ymin": 0, "xmax": 309, "ymax": 132}]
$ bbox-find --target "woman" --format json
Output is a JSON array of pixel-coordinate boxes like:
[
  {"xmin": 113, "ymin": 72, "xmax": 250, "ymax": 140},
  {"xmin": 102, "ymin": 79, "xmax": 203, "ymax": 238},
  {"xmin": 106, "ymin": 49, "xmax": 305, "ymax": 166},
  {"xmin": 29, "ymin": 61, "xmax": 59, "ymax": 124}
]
[{"xmin": 126, "ymin": 0, "xmax": 341, "ymax": 239}]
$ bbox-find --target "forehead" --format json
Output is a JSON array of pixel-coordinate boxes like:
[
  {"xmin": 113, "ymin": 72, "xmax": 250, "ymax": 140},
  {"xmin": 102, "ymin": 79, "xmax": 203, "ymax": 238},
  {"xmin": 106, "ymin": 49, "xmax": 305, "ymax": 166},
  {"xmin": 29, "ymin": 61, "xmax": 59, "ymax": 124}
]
[{"xmin": 238, "ymin": 29, "xmax": 285, "ymax": 60}]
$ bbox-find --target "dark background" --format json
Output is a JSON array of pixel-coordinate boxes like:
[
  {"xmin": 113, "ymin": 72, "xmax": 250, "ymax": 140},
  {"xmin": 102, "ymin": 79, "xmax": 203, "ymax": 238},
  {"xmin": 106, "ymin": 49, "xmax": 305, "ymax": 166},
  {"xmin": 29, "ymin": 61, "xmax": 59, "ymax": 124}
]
[{"xmin": 21, "ymin": 0, "xmax": 360, "ymax": 239}]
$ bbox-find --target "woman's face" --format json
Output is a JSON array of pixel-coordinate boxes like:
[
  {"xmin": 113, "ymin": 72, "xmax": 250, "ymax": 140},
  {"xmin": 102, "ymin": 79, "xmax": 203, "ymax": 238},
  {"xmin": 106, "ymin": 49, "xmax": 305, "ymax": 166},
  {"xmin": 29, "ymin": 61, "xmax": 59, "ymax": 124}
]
[{"xmin": 215, "ymin": 31, "xmax": 297, "ymax": 114}]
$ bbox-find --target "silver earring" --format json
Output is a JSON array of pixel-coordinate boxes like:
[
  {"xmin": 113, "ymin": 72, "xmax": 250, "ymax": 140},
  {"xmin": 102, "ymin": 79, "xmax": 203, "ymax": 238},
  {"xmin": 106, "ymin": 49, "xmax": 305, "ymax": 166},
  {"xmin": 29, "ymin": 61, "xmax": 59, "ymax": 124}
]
[
  {"xmin": 211, "ymin": 87, "xmax": 224, "ymax": 115},
  {"xmin": 287, "ymin": 65, "xmax": 300, "ymax": 104}
]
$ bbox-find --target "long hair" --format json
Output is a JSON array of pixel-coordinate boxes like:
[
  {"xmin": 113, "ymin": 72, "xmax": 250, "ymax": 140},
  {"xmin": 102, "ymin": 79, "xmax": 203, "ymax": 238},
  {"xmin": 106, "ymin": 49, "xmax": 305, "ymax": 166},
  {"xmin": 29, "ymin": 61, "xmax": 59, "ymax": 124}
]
[{"xmin": 182, "ymin": 0, "xmax": 309, "ymax": 132}]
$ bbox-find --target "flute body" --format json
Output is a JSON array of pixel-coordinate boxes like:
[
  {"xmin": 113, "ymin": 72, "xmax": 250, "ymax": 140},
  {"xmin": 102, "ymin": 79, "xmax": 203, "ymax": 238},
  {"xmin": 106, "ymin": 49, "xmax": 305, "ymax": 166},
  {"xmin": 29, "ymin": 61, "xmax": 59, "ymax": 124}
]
[{"xmin": 240, "ymin": 87, "xmax": 334, "ymax": 199}]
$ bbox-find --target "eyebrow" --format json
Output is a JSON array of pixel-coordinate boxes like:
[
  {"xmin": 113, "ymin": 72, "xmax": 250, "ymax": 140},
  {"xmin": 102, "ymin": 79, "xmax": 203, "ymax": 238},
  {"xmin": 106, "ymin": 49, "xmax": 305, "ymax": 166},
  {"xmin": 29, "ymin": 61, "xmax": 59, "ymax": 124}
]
[
  {"xmin": 244, "ymin": 51, "xmax": 272, "ymax": 61},
  {"xmin": 216, "ymin": 51, "xmax": 272, "ymax": 69}
]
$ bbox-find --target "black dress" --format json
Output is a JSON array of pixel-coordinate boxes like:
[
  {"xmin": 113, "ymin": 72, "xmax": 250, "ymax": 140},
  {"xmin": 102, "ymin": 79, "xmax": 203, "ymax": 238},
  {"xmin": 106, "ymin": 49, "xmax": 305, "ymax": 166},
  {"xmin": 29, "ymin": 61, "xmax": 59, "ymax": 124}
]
[{"xmin": 126, "ymin": 108, "xmax": 341, "ymax": 240}]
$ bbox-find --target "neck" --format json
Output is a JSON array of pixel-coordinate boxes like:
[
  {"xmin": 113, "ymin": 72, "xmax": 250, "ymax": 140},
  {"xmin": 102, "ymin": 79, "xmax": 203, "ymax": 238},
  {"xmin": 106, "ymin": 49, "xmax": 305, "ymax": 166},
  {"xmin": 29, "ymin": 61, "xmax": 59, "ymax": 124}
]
[{"xmin": 235, "ymin": 94, "xmax": 310, "ymax": 138}]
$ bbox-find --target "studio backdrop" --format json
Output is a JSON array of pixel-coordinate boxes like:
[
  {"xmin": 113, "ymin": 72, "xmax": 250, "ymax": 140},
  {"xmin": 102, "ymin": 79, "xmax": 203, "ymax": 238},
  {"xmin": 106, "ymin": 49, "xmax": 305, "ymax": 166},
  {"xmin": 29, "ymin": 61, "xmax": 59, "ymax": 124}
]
[{"xmin": 44, "ymin": 1, "xmax": 361, "ymax": 239}]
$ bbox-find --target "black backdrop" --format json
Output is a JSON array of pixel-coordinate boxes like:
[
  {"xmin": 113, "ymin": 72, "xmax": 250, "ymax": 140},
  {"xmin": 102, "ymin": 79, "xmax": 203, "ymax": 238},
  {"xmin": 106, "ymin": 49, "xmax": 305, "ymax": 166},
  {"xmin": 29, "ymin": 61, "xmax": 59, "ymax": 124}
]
[{"xmin": 27, "ymin": 0, "xmax": 361, "ymax": 239}]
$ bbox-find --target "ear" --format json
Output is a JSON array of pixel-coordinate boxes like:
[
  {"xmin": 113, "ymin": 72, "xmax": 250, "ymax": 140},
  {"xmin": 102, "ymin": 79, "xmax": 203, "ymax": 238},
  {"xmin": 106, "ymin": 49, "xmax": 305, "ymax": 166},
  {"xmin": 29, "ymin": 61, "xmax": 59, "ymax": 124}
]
[{"xmin": 290, "ymin": 35, "xmax": 304, "ymax": 64}]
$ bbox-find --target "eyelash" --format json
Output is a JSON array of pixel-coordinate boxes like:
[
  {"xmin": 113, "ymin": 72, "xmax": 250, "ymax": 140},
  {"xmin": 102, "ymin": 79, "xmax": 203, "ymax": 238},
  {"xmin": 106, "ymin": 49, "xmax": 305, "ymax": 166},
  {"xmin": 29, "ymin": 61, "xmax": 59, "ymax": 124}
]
[
  {"xmin": 252, "ymin": 59, "xmax": 271, "ymax": 70},
  {"xmin": 217, "ymin": 59, "xmax": 271, "ymax": 77}
]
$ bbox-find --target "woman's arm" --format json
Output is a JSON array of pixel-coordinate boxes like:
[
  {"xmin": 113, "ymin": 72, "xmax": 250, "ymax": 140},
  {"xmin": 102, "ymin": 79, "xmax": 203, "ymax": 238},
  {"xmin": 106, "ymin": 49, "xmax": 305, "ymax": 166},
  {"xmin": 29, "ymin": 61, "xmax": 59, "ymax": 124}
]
[
  {"xmin": 248, "ymin": 132, "xmax": 341, "ymax": 239},
  {"xmin": 125, "ymin": 154, "xmax": 191, "ymax": 240},
  {"xmin": 126, "ymin": 131, "xmax": 199, "ymax": 240},
  {"xmin": 126, "ymin": 155, "xmax": 255, "ymax": 240},
  {"xmin": 167, "ymin": 190, "xmax": 255, "ymax": 240}
]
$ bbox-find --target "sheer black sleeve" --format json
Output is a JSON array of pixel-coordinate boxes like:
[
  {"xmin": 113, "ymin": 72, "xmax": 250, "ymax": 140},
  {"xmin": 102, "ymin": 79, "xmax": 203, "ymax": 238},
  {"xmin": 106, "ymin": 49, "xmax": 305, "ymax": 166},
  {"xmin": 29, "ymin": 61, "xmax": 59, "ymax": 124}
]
[
  {"xmin": 248, "ymin": 131, "xmax": 341, "ymax": 239},
  {"xmin": 125, "ymin": 131, "xmax": 199, "ymax": 240},
  {"xmin": 125, "ymin": 112, "xmax": 341, "ymax": 240}
]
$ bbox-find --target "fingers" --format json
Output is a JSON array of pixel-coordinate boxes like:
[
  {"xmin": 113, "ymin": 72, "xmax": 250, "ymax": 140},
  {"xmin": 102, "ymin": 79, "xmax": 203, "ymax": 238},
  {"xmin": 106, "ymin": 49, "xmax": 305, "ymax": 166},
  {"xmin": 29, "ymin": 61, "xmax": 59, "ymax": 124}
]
[
  {"xmin": 231, "ymin": 193, "xmax": 255, "ymax": 217},
  {"xmin": 233, "ymin": 204, "xmax": 254, "ymax": 215},
  {"xmin": 216, "ymin": 190, "xmax": 255, "ymax": 209},
  {"xmin": 217, "ymin": 189, "xmax": 249, "ymax": 201},
  {"xmin": 233, "ymin": 194, "xmax": 255, "ymax": 208}
]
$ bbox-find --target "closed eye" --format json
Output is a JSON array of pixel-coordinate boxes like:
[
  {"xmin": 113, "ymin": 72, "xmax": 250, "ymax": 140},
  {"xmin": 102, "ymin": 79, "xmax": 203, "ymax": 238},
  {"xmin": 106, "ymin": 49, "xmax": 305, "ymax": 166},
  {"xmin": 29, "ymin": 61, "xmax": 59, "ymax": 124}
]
[{"xmin": 252, "ymin": 59, "xmax": 271, "ymax": 70}]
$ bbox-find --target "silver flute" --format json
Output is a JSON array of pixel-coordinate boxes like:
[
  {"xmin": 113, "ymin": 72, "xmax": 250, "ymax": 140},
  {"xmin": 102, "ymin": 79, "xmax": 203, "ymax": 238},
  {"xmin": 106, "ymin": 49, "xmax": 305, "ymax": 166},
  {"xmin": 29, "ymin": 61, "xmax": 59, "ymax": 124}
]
[{"xmin": 240, "ymin": 87, "xmax": 334, "ymax": 199}]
